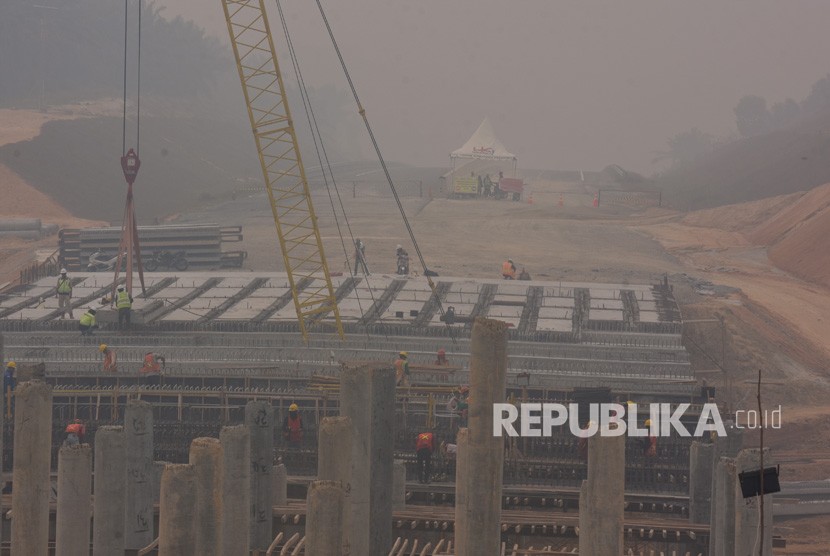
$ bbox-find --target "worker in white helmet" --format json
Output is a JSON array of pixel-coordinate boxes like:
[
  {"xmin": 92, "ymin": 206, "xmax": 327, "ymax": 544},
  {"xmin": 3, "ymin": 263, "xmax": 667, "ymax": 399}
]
[{"xmin": 56, "ymin": 268, "xmax": 74, "ymax": 319}]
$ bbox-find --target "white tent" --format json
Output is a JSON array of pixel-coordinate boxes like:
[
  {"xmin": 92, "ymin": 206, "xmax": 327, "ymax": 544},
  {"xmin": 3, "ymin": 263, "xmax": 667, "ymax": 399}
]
[
  {"xmin": 446, "ymin": 118, "xmax": 518, "ymax": 195},
  {"xmin": 451, "ymin": 117, "xmax": 516, "ymax": 161}
]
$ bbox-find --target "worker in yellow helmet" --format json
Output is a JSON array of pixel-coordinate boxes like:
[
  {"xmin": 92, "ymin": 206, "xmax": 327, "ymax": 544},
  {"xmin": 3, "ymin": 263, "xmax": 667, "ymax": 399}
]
[
  {"xmin": 99, "ymin": 344, "xmax": 118, "ymax": 373},
  {"xmin": 282, "ymin": 403, "xmax": 303, "ymax": 448},
  {"xmin": 394, "ymin": 351, "xmax": 410, "ymax": 387}
]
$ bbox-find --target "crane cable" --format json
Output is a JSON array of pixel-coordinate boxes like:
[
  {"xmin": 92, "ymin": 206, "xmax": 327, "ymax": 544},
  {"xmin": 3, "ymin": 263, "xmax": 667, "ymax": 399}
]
[
  {"xmin": 313, "ymin": 0, "xmax": 456, "ymax": 342},
  {"xmin": 274, "ymin": 0, "xmax": 382, "ymax": 339},
  {"xmin": 121, "ymin": 0, "xmax": 141, "ymax": 156}
]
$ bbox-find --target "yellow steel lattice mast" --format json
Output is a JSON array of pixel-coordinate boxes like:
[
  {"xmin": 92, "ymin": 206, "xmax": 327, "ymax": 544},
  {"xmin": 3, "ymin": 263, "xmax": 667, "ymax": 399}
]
[{"xmin": 222, "ymin": 0, "xmax": 343, "ymax": 339}]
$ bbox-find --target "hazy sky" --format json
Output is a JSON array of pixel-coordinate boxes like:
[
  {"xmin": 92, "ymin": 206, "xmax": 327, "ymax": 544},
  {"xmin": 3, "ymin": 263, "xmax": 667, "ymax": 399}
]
[{"xmin": 159, "ymin": 0, "xmax": 830, "ymax": 173}]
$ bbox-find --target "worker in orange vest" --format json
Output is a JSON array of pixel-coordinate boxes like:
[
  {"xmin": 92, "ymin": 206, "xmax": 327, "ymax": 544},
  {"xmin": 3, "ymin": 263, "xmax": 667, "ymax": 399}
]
[
  {"xmin": 394, "ymin": 351, "xmax": 410, "ymax": 387},
  {"xmin": 416, "ymin": 431, "xmax": 435, "ymax": 484},
  {"xmin": 501, "ymin": 259, "xmax": 516, "ymax": 280},
  {"xmin": 99, "ymin": 344, "xmax": 118, "ymax": 373},
  {"xmin": 282, "ymin": 403, "xmax": 303, "ymax": 448},
  {"xmin": 64, "ymin": 419, "xmax": 86, "ymax": 446},
  {"xmin": 141, "ymin": 352, "xmax": 166, "ymax": 386}
]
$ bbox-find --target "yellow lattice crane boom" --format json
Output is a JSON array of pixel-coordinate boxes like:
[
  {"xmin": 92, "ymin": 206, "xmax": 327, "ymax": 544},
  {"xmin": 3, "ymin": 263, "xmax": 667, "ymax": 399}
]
[{"xmin": 221, "ymin": 0, "xmax": 344, "ymax": 340}]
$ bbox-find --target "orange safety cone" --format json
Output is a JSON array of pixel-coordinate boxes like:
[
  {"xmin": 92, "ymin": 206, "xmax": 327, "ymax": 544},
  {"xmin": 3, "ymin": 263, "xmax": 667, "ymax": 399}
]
[
  {"xmin": 528, "ymin": 193, "xmax": 534, "ymax": 205},
  {"xmin": 592, "ymin": 193, "xmax": 599, "ymax": 208},
  {"xmin": 558, "ymin": 193, "xmax": 564, "ymax": 207}
]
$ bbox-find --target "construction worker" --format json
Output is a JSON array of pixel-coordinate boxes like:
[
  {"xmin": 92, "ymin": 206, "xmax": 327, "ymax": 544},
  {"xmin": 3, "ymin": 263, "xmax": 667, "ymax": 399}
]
[
  {"xmin": 416, "ymin": 431, "xmax": 435, "ymax": 484},
  {"xmin": 78, "ymin": 308, "xmax": 97, "ymax": 336},
  {"xmin": 501, "ymin": 259, "xmax": 516, "ymax": 280},
  {"xmin": 282, "ymin": 403, "xmax": 304, "ymax": 448},
  {"xmin": 353, "ymin": 238, "xmax": 370, "ymax": 276},
  {"xmin": 435, "ymin": 348, "xmax": 449, "ymax": 366},
  {"xmin": 99, "ymin": 344, "xmax": 118, "ymax": 373},
  {"xmin": 643, "ymin": 419, "xmax": 657, "ymax": 462},
  {"xmin": 394, "ymin": 351, "xmax": 410, "ymax": 387},
  {"xmin": 56, "ymin": 268, "xmax": 74, "ymax": 319},
  {"xmin": 64, "ymin": 419, "xmax": 86, "ymax": 446},
  {"xmin": 116, "ymin": 286, "xmax": 133, "ymax": 328},
  {"xmin": 4, "ymin": 362, "xmax": 16, "ymax": 415},
  {"xmin": 141, "ymin": 352, "xmax": 166, "ymax": 386},
  {"xmin": 396, "ymin": 245, "xmax": 410, "ymax": 275}
]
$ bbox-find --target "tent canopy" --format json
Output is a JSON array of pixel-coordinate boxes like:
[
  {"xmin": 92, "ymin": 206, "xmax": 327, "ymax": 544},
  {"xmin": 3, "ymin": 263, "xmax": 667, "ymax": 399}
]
[{"xmin": 450, "ymin": 117, "xmax": 516, "ymax": 160}]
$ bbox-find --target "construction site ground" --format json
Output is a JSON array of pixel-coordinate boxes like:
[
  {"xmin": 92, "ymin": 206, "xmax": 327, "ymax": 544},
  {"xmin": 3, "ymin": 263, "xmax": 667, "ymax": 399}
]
[{"xmin": 2, "ymin": 108, "xmax": 830, "ymax": 551}]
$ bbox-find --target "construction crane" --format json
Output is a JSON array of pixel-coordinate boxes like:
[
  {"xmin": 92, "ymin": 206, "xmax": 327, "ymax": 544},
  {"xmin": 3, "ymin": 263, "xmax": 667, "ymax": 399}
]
[{"xmin": 221, "ymin": 0, "xmax": 344, "ymax": 340}]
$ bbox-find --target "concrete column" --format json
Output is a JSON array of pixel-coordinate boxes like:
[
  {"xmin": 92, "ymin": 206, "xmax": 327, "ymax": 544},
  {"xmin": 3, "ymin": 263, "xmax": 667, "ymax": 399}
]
[
  {"xmin": 11, "ymin": 380, "xmax": 53, "ymax": 556},
  {"xmin": 710, "ymin": 457, "xmax": 737, "ymax": 556},
  {"xmin": 56, "ymin": 443, "xmax": 92, "ymax": 556},
  {"xmin": 221, "ymin": 425, "xmax": 250, "ymax": 556},
  {"xmin": 393, "ymin": 460, "xmax": 406, "ymax": 510},
  {"xmin": 689, "ymin": 441, "xmax": 714, "ymax": 523},
  {"xmin": 318, "ymin": 416, "xmax": 353, "ymax": 485},
  {"xmin": 93, "ymin": 426, "xmax": 126, "ymax": 556},
  {"xmin": 152, "ymin": 461, "xmax": 171, "ymax": 505},
  {"xmin": 318, "ymin": 416, "xmax": 352, "ymax": 554},
  {"xmin": 245, "ymin": 400, "xmax": 274, "ymax": 550},
  {"xmin": 734, "ymin": 448, "xmax": 773, "ymax": 556},
  {"xmin": 190, "ymin": 438, "xmax": 223, "ymax": 556},
  {"xmin": 306, "ymin": 480, "xmax": 347, "ymax": 556},
  {"xmin": 273, "ymin": 463, "xmax": 288, "ymax": 506},
  {"xmin": 708, "ymin": 422, "xmax": 743, "ymax": 547},
  {"xmin": 453, "ymin": 428, "xmax": 469, "ymax": 554},
  {"xmin": 455, "ymin": 318, "xmax": 508, "ymax": 556},
  {"xmin": 340, "ymin": 363, "xmax": 396, "ymax": 556},
  {"xmin": 578, "ymin": 433, "xmax": 625, "ymax": 556},
  {"xmin": 124, "ymin": 400, "xmax": 154, "ymax": 549},
  {"xmin": 158, "ymin": 464, "xmax": 196, "ymax": 556}
]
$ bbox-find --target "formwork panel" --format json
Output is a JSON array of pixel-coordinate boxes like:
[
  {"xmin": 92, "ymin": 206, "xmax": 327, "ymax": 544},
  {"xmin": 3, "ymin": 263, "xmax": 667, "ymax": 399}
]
[
  {"xmin": 160, "ymin": 309, "xmax": 203, "ymax": 321},
  {"xmin": 218, "ymin": 297, "xmax": 276, "ymax": 319},
  {"xmin": 153, "ymin": 287, "xmax": 199, "ymax": 300},
  {"xmin": 541, "ymin": 296, "xmax": 575, "ymax": 308},
  {"xmin": 543, "ymin": 286, "xmax": 576, "ymax": 297},
  {"xmin": 590, "ymin": 299, "xmax": 624, "ymax": 310},
  {"xmin": 639, "ymin": 311, "xmax": 661, "ymax": 323},
  {"xmin": 590, "ymin": 309, "xmax": 624, "ymax": 321},
  {"xmin": 538, "ymin": 307, "xmax": 571, "ymax": 319},
  {"xmin": 637, "ymin": 300, "xmax": 658, "ymax": 312},
  {"xmin": 536, "ymin": 319, "xmax": 573, "ymax": 332},
  {"xmin": 198, "ymin": 286, "xmax": 240, "ymax": 300},
  {"xmin": 497, "ymin": 283, "xmax": 530, "ymax": 296},
  {"xmin": 382, "ymin": 301, "xmax": 426, "ymax": 320},
  {"xmin": 589, "ymin": 287, "xmax": 621, "ymax": 299},
  {"xmin": 452, "ymin": 282, "xmax": 483, "ymax": 293}
]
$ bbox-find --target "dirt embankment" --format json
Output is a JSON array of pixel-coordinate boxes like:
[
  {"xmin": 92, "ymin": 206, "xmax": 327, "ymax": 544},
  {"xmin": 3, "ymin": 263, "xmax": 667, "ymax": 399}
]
[{"xmin": 0, "ymin": 106, "xmax": 109, "ymax": 285}]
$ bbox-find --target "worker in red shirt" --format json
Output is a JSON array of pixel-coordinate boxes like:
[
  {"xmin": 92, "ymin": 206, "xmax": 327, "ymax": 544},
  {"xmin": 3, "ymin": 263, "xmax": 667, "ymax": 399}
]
[
  {"xmin": 434, "ymin": 348, "xmax": 449, "ymax": 366},
  {"xmin": 64, "ymin": 419, "xmax": 86, "ymax": 446},
  {"xmin": 416, "ymin": 431, "xmax": 435, "ymax": 484},
  {"xmin": 282, "ymin": 403, "xmax": 303, "ymax": 448}
]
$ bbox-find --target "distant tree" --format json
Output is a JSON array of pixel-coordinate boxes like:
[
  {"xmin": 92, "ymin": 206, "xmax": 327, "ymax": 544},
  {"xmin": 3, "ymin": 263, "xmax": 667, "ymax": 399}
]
[
  {"xmin": 802, "ymin": 74, "xmax": 830, "ymax": 115},
  {"xmin": 653, "ymin": 128, "xmax": 714, "ymax": 167},
  {"xmin": 769, "ymin": 98, "xmax": 800, "ymax": 129},
  {"xmin": 734, "ymin": 95, "xmax": 769, "ymax": 138}
]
